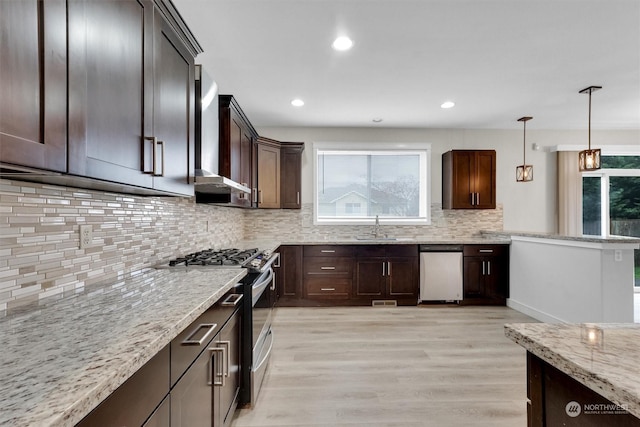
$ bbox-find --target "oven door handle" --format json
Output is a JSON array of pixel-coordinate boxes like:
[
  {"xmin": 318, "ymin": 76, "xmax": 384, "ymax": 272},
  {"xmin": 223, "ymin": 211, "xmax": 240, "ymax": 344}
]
[
  {"xmin": 254, "ymin": 329, "xmax": 274, "ymax": 373},
  {"xmin": 252, "ymin": 268, "xmax": 274, "ymax": 305}
]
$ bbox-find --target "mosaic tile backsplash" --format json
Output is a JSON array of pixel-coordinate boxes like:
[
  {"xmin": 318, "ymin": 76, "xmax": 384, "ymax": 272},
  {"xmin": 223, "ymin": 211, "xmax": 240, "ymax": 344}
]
[{"xmin": 1, "ymin": 179, "xmax": 502, "ymax": 309}]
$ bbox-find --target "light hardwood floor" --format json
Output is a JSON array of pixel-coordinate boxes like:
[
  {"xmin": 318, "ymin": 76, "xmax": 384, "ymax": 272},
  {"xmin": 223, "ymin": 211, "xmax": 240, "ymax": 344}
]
[{"xmin": 232, "ymin": 305, "xmax": 537, "ymax": 427}]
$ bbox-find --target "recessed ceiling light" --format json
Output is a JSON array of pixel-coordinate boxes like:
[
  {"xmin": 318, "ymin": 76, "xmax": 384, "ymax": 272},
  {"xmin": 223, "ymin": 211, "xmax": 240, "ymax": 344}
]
[
  {"xmin": 291, "ymin": 99, "xmax": 304, "ymax": 107},
  {"xmin": 372, "ymin": 118, "xmax": 383, "ymax": 123},
  {"xmin": 441, "ymin": 101, "xmax": 455, "ymax": 109},
  {"xmin": 332, "ymin": 36, "xmax": 353, "ymax": 51}
]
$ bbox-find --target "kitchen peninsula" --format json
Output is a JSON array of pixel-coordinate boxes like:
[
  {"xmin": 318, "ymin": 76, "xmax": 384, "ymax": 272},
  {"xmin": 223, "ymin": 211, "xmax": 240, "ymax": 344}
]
[
  {"xmin": 505, "ymin": 322, "xmax": 640, "ymax": 426},
  {"xmin": 484, "ymin": 231, "xmax": 640, "ymax": 323}
]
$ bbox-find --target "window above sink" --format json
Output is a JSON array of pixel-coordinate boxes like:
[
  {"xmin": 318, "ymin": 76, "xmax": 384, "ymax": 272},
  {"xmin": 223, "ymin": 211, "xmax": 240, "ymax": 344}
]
[{"xmin": 313, "ymin": 142, "xmax": 431, "ymax": 226}]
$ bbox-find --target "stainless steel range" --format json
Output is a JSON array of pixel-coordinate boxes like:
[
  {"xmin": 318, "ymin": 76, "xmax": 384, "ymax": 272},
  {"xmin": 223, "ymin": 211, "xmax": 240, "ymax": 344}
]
[{"xmin": 163, "ymin": 247, "xmax": 278, "ymax": 408}]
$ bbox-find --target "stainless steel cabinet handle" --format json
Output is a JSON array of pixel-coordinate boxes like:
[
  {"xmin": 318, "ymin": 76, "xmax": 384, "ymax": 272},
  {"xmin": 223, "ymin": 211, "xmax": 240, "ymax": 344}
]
[
  {"xmin": 476, "ymin": 192, "xmax": 480, "ymax": 205},
  {"xmin": 154, "ymin": 140, "xmax": 165, "ymax": 176},
  {"xmin": 143, "ymin": 136, "xmax": 156, "ymax": 174},
  {"xmin": 219, "ymin": 340, "xmax": 231, "ymax": 378},
  {"xmin": 479, "ymin": 249, "xmax": 494, "ymax": 253},
  {"xmin": 208, "ymin": 347, "xmax": 225, "ymax": 386},
  {"xmin": 320, "ymin": 288, "xmax": 335, "ymax": 291},
  {"xmin": 296, "ymin": 191, "xmax": 300, "ymax": 205},
  {"xmin": 470, "ymin": 192, "xmax": 474, "ymax": 205},
  {"xmin": 320, "ymin": 250, "xmax": 335, "ymax": 253},
  {"xmin": 320, "ymin": 266, "xmax": 336, "ymax": 270},
  {"xmin": 487, "ymin": 261, "xmax": 491, "ymax": 275},
  {"xmin": 182, "ymin": 323, "xmax": 217, "ymax": 346},
  {"xmin": 253, "ymin": 188, "xmax": 258, "ymax": 203},
  {"xmin": 382, "ymin": 262, "xmax": 386, "ymax": 276},
  {"xmin": 259, "ymin": 190, "xmax": 263, "ymax": 204},
  {"xmin": 387, "ymin": 261, "xmax": 392, "ymax": 276},
  {"xmin": 221, "ymin": 294, "xmax": 243, "ymax": 307},
  {"xmin": 271, "ymin": 272, "xmax": 276, "ymax": 291},
  {"xmin": 482, "ymin": 261, "xmax": 486, "ymax": 276}
]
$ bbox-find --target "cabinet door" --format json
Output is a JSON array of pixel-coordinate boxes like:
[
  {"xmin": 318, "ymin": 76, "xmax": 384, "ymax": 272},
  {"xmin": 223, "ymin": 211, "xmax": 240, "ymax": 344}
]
[
  {"xmin": 483, "ymin": 256, "xmax": 508, "ymax": 300},
  {"xmin": 387, "ymin": 257, "xmax": 418, "ymax": 298},
  {"xmin": 277, "ymin": 246, "xmax": 303, "ymax": 301},
  {"xmin": 463, "ymin": 257, "xmax": 484, "ymax": 298},
  {"xmin": 152, "ymin": 9, "xmax": 194, "ymax": 195},
  {"xmin": 68, "ymin": 0, "xmax": 154, "ymax": 188},
  {"xmin": 281, "ymin": 145, "xmax": 303, "ymax": 209},
  {"xmin": 256, "ymin": 141, "xmax": 281, "ymax": 208},
  {"xmin": 216, "ymin": 310, "xmax": 241, "ymax": 427},
  {"xmin": 170, "ymin": 345, "xmax": 215, "ymax": 427},
  {"xmin": 474, "ymin": 151, "xmax": 496, "ymax": 209},
  {"xmin": 354, "ymin": 259, "xmax": 386, "ymax": 297},
  {"xmin": 0, "ymin": 0, "xmax": 67, "ymax": 172},
  {"xmin": 450, "ymin": 151, "xmax": 475, "ymax": 208}
]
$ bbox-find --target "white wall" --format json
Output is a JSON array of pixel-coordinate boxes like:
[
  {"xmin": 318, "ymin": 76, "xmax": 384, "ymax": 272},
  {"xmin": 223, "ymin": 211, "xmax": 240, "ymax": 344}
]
[
  {"xmin": 508, "ymin": 236, "xmax": 637, "ymax": 323},
  {"xmin": 257, "ymin": 127, "xmax": 640, "ymax": 233}
]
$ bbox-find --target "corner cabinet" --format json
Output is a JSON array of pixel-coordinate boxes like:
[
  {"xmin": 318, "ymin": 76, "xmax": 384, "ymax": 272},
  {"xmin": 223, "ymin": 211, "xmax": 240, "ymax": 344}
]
[
  {"xmin": 462, "ymin": 244, "xmax": 509, "ymax": 305},
  {"xmin": 0, "ymin": 0, "xmax": 68, "ymax": 172},
  {"xmin": 442, "ymin": 150, "xmax": 496, "ymax": 209},
  {"xmin": 274, "ymin": 245, "xmax": 304, "ymax": 305},
  {"xmin": 280, "ymin": 143, "xmax": 304, "ymax": 209},
  {"xmin": 67, "ymin": 0, "xmax": 198, "ymax": 196}
]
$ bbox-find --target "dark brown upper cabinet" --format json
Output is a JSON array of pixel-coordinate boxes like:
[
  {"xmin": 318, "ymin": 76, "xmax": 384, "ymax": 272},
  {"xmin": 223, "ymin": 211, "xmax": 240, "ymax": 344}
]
[
  {"xmin": 68, "ymin": 0, "xmax": 199, "ymax": 196},
  {"xmin": 280, "ymin": 142, "xmax": 304, "ymax": 209},
  {"xmin": 442, "ymin": 150, "xmax": 496, "ymax": 209},
  {"xmin": 255, "ymin": 137, "xmax": 281, "ymax": 209},
  {"xmin": 218, "ymin": 95, "xmax": 258, "ymax": 207},
  {"xmin": 0, "ymin": 0, "xmax": 68, "ymax": 173}
]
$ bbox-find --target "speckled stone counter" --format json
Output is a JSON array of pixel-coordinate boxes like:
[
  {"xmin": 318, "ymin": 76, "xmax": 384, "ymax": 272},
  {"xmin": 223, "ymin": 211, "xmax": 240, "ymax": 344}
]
[
  {"xmin": 279, "ymin": 237, "xmax": 511, "ymax": 245},
  {"xmin": 0, "ymin": 267, "xmax": 247, "ymax": 426},
  {"xmin": 505, "ymin": 323, "xmax": 640, "ymax": 418},
  {"xmin": 484, "ymin": 230, "xmax": 640, "ymax": 244}
]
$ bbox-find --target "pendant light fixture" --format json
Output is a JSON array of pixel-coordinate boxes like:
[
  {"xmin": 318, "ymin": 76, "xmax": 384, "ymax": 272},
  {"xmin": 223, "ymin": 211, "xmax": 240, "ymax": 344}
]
[
  {"xmin": 516, "ymin": 116, "xmax": 533, "ymax": 182},
  {"xmin": 578, "ymin": 85, "xmax": 602, "ymax": 172}
]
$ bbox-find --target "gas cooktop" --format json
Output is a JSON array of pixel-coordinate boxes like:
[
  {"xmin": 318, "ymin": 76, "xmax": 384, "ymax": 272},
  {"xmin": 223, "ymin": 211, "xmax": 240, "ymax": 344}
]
[{"xmin": 161, "ymin": 247, "xmax": 276, "ymax": 273}]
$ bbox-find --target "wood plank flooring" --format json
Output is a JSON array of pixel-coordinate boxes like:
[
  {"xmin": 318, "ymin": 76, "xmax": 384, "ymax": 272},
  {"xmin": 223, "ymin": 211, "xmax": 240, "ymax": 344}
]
[{"xmin": 231, "ymin": 305, "xmax": 537, "ymax": 427}]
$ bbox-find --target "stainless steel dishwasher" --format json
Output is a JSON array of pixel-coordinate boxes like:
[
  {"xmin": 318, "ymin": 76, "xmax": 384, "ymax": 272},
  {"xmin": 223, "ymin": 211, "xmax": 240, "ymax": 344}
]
[{"xmin": 419, "ymin": 244, "xmax": 463, "ymax": 302}]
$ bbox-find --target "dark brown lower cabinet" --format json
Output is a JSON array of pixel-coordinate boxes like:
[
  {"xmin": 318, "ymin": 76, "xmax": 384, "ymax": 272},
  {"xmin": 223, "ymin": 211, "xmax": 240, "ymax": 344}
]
[
  {"xmin": 354, "ymin": 245, "xmax": 419, "ymax": 306},
  {"xmin": 462, "ymin": 244, "xmax": 509, "ymax": 305},
  {"xmin": 76, "ymin": 346, "xmax": 170, "ymax": 427},
  {"xmin": 274, "ymin": 245, "xmax": 303, "ymax": 305},
  {"xmin": 527, "ymin": 352, "xmax": 640, "ymax": 427}
]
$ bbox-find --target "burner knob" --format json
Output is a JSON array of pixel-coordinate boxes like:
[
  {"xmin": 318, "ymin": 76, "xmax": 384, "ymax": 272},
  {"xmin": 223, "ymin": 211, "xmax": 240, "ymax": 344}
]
[
  {"xmin": 263, "ymin": 250, "xmax": 272, "ymax": 259},
  {"xmin": 250, "ymin": 259, "xmax": 261, "ymax": 268}
]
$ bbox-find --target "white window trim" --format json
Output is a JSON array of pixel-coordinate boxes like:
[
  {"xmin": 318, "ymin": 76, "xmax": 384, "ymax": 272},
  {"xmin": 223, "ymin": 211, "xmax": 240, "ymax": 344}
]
[{"xmin": 312, "ymin": 141, "xmax": 432, "ymax": 226}]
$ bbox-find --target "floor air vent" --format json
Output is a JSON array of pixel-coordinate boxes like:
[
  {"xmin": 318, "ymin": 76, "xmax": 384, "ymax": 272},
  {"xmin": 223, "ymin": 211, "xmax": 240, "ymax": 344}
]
[{"xmin": 372, "ymin": 300, "xmax": 397, "ymax": 307}]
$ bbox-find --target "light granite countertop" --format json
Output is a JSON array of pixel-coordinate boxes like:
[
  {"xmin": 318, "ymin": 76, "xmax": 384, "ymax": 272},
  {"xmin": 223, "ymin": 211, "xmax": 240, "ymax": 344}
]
[
  {"xmin": 505, "ymin": 323, "xmax": 640, "ymax": 418},
  {"xmin": 0, "ymin": 267, "xmax": 247, "ymax": 426},
  {"xmin": 279, "ymin": 237, "xmax": 511, "ymax": 245},
  {"xmin": 484, "ymin": 230, "xmax": 640, "ymax": 245}
]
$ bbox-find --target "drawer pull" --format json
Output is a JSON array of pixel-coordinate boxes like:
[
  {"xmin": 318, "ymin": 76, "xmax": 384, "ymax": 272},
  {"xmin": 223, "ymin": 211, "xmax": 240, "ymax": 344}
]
[
  {"xmin": 182, "ymin": 323, "xmax": 217, "ymax": 346},
  {"xmin": 320, "ymin": 266, "xmax": 336, "ymax": 270},
  {"xmin": 479, "ymin": 249, "xmax": 494, "ymax": 253},
  {"xmin": 221, "ymin": 293, "xmax": 243, "ymax": 307},
  {"xmin": 320, "ymin": 288, "xmax": 336, "ymax": 291},
  {"xmin": 320, "ymin": 250, "xmax": 336, "ymax": 253}
]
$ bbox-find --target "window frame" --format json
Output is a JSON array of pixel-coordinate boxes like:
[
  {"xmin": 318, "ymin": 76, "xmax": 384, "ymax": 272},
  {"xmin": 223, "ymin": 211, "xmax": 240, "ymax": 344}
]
[{"xmin": 312, "ymin": 141, "xmax": 432, "ymax": 226}]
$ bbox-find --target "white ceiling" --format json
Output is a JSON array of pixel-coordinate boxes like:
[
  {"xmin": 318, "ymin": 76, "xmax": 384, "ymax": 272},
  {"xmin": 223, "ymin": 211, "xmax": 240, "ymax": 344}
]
[{"xmin": 172, "ymin": 0, "xmax": 640, "ymax": 131}]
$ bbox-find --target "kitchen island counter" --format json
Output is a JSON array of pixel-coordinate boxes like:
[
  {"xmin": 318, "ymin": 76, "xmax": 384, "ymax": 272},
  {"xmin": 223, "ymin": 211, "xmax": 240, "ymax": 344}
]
[
  {"xmin": 0, "ymin": 266, "xmax": 248, "ymax": 426},
  {"xmin": 505, "ymin": 322, "xmax": 640, "ymax": 421}
]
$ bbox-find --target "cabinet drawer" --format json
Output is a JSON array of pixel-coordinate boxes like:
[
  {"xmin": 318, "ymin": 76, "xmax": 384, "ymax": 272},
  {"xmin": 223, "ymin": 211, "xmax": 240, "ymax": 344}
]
[
  {"xmin": 304, "ymin": 257, "xmax": 353, "ymax": 276},
  {"xmin": 305, "ymin": 278, "xmax": 351, "ymax": 299},
  {"xmin": 463, "ymin": 245, "xmax": 508, "ymax": 257},
  {"xmin": 304, "ymin": 245, "xmax": 354, "ymax": 257}
]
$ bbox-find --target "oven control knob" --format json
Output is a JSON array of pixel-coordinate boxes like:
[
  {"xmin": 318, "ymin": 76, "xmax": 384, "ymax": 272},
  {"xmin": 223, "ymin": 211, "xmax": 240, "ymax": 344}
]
[
  {"xmin": 250, "ymin": 259, "xmax": 261, "ymax": 268},
  {"xmin": 263, "ymin": 250, "xmax": 272, "ymax": 259}
]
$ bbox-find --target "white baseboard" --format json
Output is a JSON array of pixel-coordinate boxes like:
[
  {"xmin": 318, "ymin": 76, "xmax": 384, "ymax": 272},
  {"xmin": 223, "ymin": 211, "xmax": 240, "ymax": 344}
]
[{"xmin": 506, "ymin": 299, "xmax": 567, "ymax": 323}]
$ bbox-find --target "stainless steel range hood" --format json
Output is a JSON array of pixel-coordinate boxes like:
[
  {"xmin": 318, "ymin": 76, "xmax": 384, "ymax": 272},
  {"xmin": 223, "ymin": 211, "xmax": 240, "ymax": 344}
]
[
  {"xmin": 193, "ymin": 170, "xmax": 251, "ymax": 194},
  {"xmin": 193, "ymin": 65, "xmax": 250, "ymax": 196}
]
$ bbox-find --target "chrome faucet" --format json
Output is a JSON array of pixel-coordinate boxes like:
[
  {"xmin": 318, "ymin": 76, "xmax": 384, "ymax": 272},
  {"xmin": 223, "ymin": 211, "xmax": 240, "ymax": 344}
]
[{"xmin": 372, "ymin": 215, "xmax": 382, "ymax": 238}]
